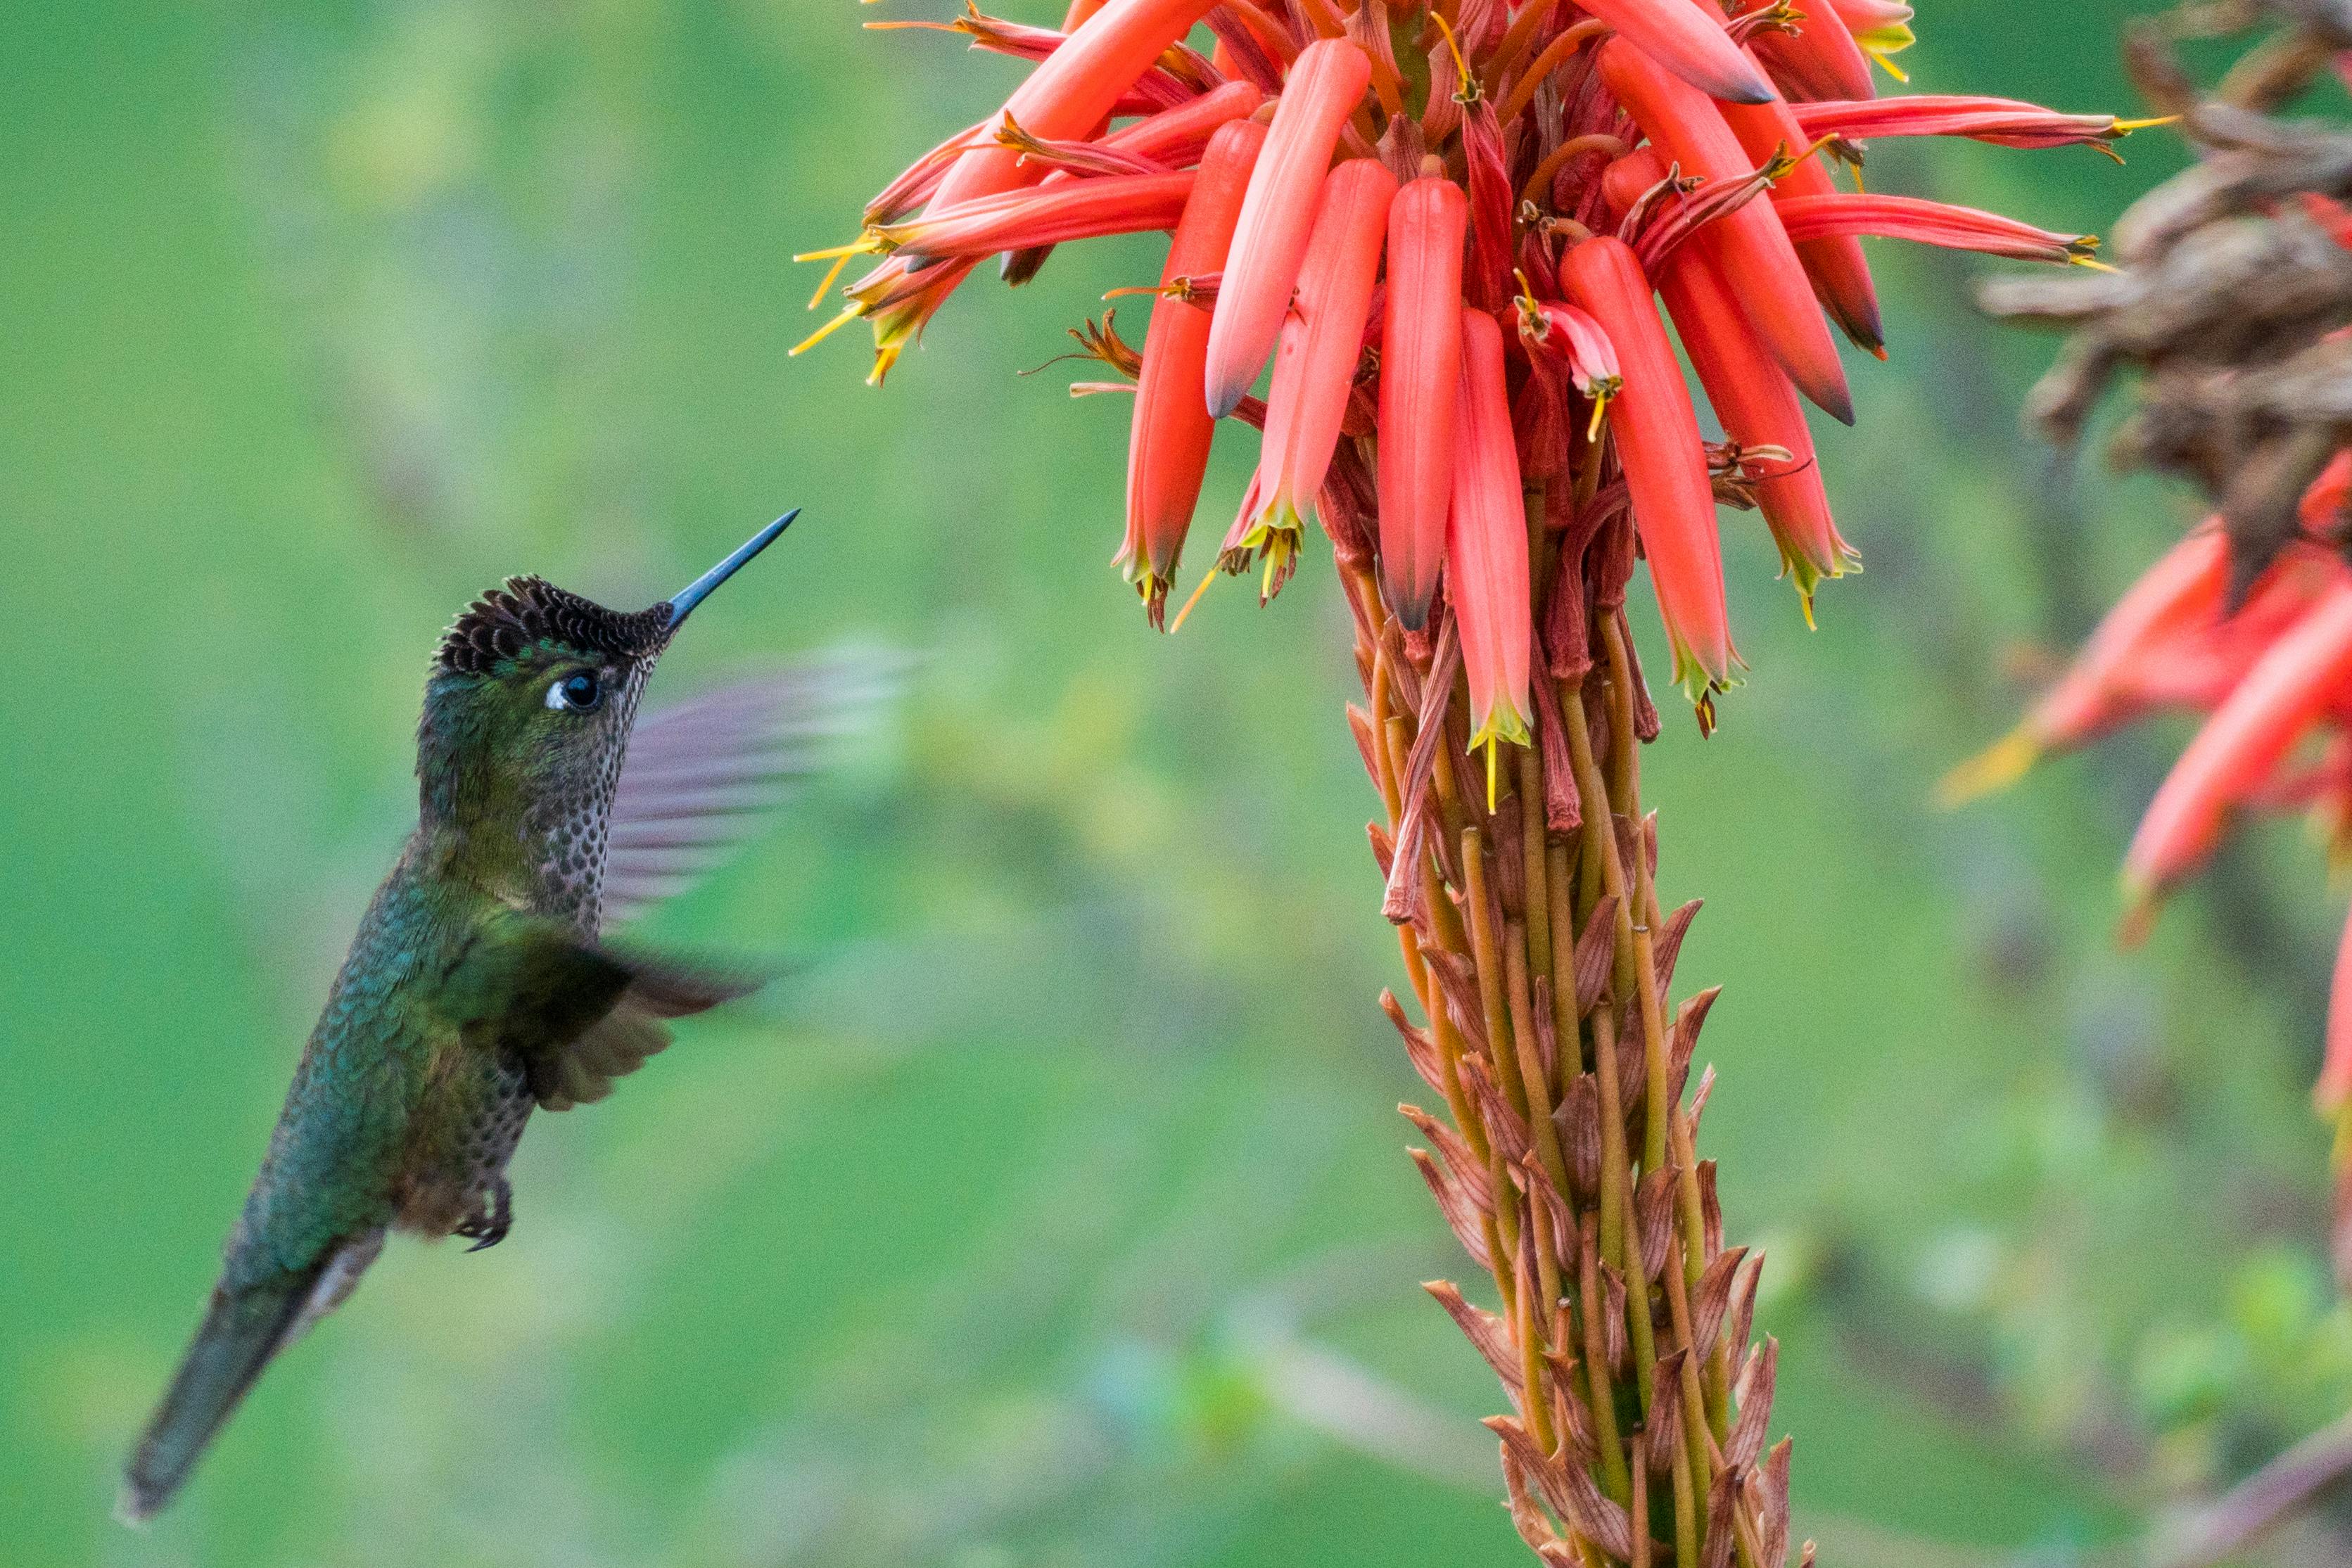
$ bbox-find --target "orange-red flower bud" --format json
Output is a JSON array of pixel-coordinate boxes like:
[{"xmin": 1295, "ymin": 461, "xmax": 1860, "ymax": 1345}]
[
  {"xmin": 1098, "ymin": 78, "xmax": 1266, "ymax": 164},
  {"xmin": 1577, "ymin": 0, "xmax": 1775, "ymax": 104},
  {"xmin": 1772, "ymin": 191, "xmax": 2101, "ymax": 264},
  {"xmin": 867, "ymin": 119, "xmax": 991, "ymax": 228},
  {"xmin": 1203, "ymin": 38, "xmax": 1374, "ymax": 416},
  {"xmin": 1560, "ymin": 234, "xmax": 1736, "ymax": 703},
  {"xmin": 872, "ymin": 170, "xmax": 1196, "ymax": 261},
  {"xmin": 1375, "ymin": 176, "xmax": 1467, "ymax": 631},
  {"xmin": 1793, "ymin": 94, "xmax": 2143, "ymax": 152},
  {"xmin": 2033, "ymin": 529, "xmax": 2229, "ymax": 747},
  {"xmin": 1447, "ymin": 307, "xmax": 1534, "ymax": 787},
  {"xmin": 1122, "ymin": 120, "xmax": 1271, "ymax": 625},
  {"xmin": 1598, "ymin": 37, "xmax": 1857, "ymax": 426},
  {"xmin": 927, "ymin": 0, "xmax": 1224, "ymax": 216},
  {"xmin": 1652, "ymin": 238, "xmax": 1857, "ymax": 613},
  {"xmin": 2126, "ymin": 582, "xmax": 2352, "ymax": 903},
  {"xmin": 1716, "ymin": 91, "xmax": 1885, "ymax": 353},
  {"xmin": 1243, "ymin": 158, "xmax": 1397, "ymax": 590},
  {"xmin": 2303, "ymin": 448, "xmax": 2352, "ymax": 534}
]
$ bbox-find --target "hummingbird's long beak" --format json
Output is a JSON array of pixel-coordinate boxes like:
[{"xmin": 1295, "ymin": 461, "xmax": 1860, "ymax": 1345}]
[{"xmin": 667, "ymin": 510, "xmax": 799, "ymax": 628}]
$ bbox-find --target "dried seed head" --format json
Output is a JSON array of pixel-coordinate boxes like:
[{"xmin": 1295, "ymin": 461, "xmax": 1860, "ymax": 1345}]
[
  {"xmin": 1409, "ymin": 1149, "xmax": 1495, "ymax": 1269},
  {"xmin": 1635, "ymin": 1166, "xmax": 1680, "ymax": 1282},
  {"xmin": 1556, "ymin": 1074, "xmax": 1603, "ymax": 1202},
  {"xmin": 1425, "ymin": 1279, "xmax": 1523, "ymax": 1393}
]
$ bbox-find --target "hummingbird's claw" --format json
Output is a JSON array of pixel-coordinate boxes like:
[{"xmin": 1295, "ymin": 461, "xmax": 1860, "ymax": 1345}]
[{"xmin": 456, "ymin": 1175, "xmax": 512, "ymax": 1252}]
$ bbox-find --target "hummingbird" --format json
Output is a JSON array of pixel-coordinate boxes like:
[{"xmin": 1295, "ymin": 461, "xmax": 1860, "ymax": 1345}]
[{"xmin": 123, "ymin": 512, "xmax": 846, "ymax": 1522}]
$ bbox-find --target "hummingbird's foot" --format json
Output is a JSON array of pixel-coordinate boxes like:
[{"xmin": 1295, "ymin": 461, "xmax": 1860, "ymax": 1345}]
[{"xmin": 455, "ymin": 1176, "xmax": 511, "ymax": 1252}]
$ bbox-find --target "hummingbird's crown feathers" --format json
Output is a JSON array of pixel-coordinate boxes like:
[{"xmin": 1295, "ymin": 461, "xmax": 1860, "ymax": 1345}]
[{"xmin": 436, "ymin": 578, "xmax": 675, "ymax": 675}]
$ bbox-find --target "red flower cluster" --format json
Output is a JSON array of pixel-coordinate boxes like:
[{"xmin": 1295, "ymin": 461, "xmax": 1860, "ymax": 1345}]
[
  {"xmin": 806, "ymin": 0, "xmax": 2122, "ymax": 761},
  {"xmin": 1949, "ymin": 453, "xmax": 2352, "ymax": 1118}
]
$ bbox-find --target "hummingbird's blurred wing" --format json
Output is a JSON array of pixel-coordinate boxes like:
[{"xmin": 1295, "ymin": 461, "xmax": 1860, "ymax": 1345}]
[
  {"xmin": 448, "ymin": 914, "xmax": 765, "ymax": 1111},
  {"xmin": 526, "ymin": 944, "xmax": 767, "ymax": 1111},
  {"xmin": 602, "ymin": 648, "xmax": 903, "ymax": 929}
]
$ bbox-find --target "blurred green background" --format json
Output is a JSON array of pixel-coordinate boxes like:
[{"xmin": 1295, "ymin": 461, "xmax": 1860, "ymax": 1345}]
[{"xmin": 8, "ymin": 2, "xmax": 2352, "ymax": 1564}]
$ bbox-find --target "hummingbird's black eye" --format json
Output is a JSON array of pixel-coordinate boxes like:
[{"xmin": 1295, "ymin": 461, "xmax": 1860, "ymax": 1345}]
[{"xmin": 546, "ymin": 670, "xmax": 604, "ymax": 713}]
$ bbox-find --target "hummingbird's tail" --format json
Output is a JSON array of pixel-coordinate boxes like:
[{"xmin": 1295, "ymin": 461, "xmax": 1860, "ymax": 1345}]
[{"xmin": 119, "ymin": 1230, "xmax": 383, "ymax": 1524}]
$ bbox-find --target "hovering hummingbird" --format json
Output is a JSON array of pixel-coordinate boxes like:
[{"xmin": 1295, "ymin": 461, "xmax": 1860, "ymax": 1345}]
[{"xmin": 123, "ymin": 513, "xmax": 850, "ymax": 1522}]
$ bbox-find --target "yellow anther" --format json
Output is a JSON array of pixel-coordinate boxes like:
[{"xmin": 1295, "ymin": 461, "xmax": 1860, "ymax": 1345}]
[{"xmin": 790, "ymin": 305, "xmax": 864, "ymax": 358}]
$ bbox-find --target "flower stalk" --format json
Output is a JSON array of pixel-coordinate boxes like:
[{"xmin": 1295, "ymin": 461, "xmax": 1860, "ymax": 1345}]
[{"xmin": 813, "ymin": 2, "xmax": 2104, "ymax": 1557}]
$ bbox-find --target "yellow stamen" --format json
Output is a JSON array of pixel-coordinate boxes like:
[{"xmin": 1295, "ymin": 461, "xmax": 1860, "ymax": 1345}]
[
  {"xmin": 1798, "ymin": 587, "xmax": 1817, "ymax": 632},
  {"xmin": 790, "ymin": 306, "xmax": 865, "ymax": 357},
  {"xmin": 2111, "ymin": 115, "xmax": 2179, "ymax": 134},
  {"xmin": 865, "ymin": 342, "xmax": 904, "ymax": 388},
  {"xmin": 1586, "ymin": 388, "xmax": 1610, "ymax": 444},
  {"xmin": 1484, "ymin": 736, "xmax": 1499, "ymax": 812},
  {"xmin": 1428, "ymin": 10, "xmax": 1481, "ymax": 101},
  {"xmin": 1866, "ymin": 46, "xmax": 1909, "ymax": 84},
  {"xmin": 2071, "ymin": 254, "xmax": 2119, "ymax": 274},
  {"xmin": 1102, "ymin": 281, "xmax": 1183, "ymax": 301},
  {"xmin": 1935, "ymin": 726, "xmax": 2042, "ymax": 808},
  {"xmin": 792, "ymin": 236, "xmax": 882, "ymax": 264},
  {"xmin": 1167, "ymin": 563, "xmax": 1219, "ymax": 633},
  {"xmin": 805, "ymin": 248, "xmax": 855, "ymax": 312}
]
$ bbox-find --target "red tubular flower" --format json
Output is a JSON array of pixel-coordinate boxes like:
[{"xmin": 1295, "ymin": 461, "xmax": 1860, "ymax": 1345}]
[
  {"xmin": 1602, "ymin": 144, "xmax": 1855, "ymax": 605},
  {"xmin": 1715, "ymin": 92, "xmax": 1886, "ymax": 354},
  {"xmin": 1560, "ymin": 234, "xmax": 1736, "ymax": 703},
  {"xmin": 1048, "ymin": 77, "xmax": 1263, "ymax": 172},
  {"xmin": 2125, "ymin": 582, "xmax": 2352, "ymax": 907},
  {"xmin": 1448, "ymin": 306, "xmax": 1534, "ymax": 795},
  {"xmin": 1518, "ymin": 299, "xmax": 1622, "ymax": 406},
  {"xmin": 1123, "ymin": 120, "xmax": 1270, "ymax": 625},
  {"xmin": 1772, "ymin": 191, "xmax": 2102, "ymax": 264},
  {"xmin": 2303, "ymin": 448, "xmax": 2352, "ymax": 533},
  {"xmin": 1598, "ymin": 37, "xmax": 1857, "ymax": 426},
  {"xmin": 1943, "ymin": 528, "xmax": 2352, "ymax": 801},
  {"xmin": 1240, "ymin": 158, "xmax": 1397, "ymax": 595},
  {"xmin": 1375, "ymin": 175, "xmax": 1467, "ymax": 631},
  {"xmin": 1792, "ymin": 95, "xmax": 2143, "ymax": 151},
  {"xmin": 1577, "ymin": 0, "xmax": 1775, "ymax": 104},
  {"xmin": 924, "ymin": 0, "xmax": 1225, "ymax": 217},
  {"xmin": 867, "ymin": 119, "xmax": 990, "ymax": 227},
  {"xmin": 1750, "ymin": 5, "xmax": 1878, "ymax": 103},
  {"xmin": 872, "ymin": 170, "xmax": 1197, "ymax": 261},
  {"xmin": 997, "ymin": 82, "xmax": 1263, "ymax": 283},
  {"xmin": 1947, "ymin": 530, "xmax": 2230, "ymax": 801},
  {"xmin": 1203, "ymin": 38, "xmax": 1374, "ymax": 416},
  {"xmin": 1653, "ymin": 237, "xmax": 1859, "ymax": 614}
]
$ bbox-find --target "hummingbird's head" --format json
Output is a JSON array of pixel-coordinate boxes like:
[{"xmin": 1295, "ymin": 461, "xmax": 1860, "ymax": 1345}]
[{"xmin": 414, "ymin": 514, "xmax": 796, "ymax": 920}]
